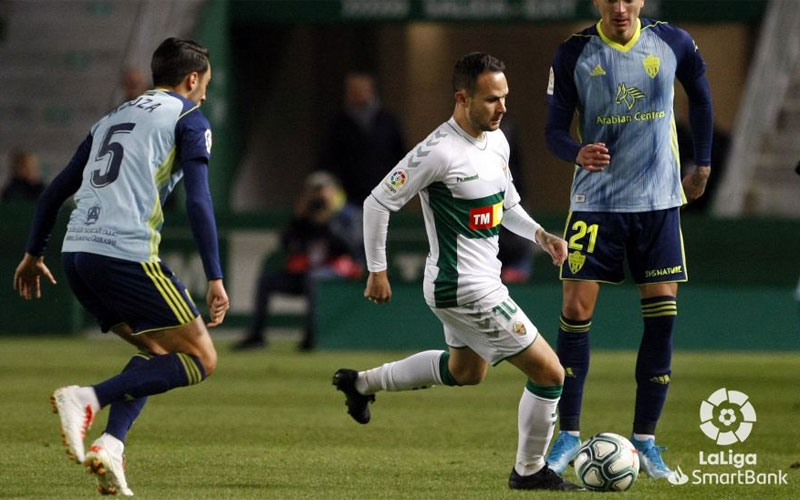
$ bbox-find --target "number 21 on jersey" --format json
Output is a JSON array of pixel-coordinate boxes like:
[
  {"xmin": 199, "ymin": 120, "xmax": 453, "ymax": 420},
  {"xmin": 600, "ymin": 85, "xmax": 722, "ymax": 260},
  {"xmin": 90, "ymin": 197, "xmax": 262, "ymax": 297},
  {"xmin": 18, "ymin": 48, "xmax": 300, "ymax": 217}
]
[{"xmin": 568, "ymin": 220, "xmax": 599, "ymax": 253}]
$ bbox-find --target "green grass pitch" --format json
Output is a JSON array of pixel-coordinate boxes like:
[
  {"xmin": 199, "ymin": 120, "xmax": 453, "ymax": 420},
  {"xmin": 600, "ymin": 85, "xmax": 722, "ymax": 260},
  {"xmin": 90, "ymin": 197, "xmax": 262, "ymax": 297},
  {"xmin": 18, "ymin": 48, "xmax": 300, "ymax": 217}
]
[{"xmin": 0, "ymin": 337, "xmax": 798, "ymax": 499}]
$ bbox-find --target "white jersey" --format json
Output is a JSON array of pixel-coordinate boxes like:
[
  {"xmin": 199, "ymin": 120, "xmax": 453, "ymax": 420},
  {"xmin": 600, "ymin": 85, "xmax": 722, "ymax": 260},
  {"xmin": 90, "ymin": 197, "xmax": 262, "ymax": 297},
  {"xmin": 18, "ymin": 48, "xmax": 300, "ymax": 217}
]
[
  {"xmin": 62, "ymin": 90, "xmax": 211, "ymax": 262},
  {"xmin": 371, "ymin": 117, "xmax": 520, "ymax": 308}
]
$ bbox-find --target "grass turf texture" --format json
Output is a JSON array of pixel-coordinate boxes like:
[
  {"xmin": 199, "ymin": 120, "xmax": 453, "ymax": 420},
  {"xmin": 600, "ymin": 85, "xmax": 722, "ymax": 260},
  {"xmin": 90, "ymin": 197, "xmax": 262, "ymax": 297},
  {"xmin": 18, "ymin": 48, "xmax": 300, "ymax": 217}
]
[{"xmin": 0, "ymin": 337, "xmax": 798, "ymax": 499}]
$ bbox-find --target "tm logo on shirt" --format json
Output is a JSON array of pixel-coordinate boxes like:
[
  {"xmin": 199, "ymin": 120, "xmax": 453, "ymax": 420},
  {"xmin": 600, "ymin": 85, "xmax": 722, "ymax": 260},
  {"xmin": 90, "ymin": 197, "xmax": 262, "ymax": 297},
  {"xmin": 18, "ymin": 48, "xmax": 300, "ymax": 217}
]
[{"xmin": 469, "ymin": 202, "xmax": 503, "ymax": 230}]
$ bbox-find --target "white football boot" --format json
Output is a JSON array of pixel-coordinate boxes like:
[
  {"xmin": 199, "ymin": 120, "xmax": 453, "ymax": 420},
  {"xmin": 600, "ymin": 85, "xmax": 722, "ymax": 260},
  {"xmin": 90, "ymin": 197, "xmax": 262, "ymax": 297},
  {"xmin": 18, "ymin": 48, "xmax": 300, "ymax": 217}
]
[
  {"xmin": 85, "ymin": 433, "xmax": 134, "ymax": 496},
  {"xmin": 51, "ymin": 386, "xmax": 97, "ymax": 464}
]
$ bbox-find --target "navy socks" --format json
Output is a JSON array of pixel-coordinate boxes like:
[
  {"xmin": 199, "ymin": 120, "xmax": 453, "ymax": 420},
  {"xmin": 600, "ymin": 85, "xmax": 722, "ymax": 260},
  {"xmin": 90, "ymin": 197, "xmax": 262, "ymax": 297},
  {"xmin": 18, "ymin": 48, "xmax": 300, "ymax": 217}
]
[
  {"xmin": 634, "ymin": 296, "xmax": 677, "ymax": 435},
  {"xmin": 94, "ymin": 352, "xmax": 206, "ymax": 408},
  {"xmin": 555, "ymin": 315, "xmax": 591, "ymax": 431}
]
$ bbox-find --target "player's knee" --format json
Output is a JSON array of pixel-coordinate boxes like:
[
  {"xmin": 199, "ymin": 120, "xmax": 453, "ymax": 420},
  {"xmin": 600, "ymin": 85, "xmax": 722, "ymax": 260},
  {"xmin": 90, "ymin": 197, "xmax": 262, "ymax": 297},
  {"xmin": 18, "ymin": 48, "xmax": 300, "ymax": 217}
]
[
  {"xmin": 561, "ymin": 304, "xmax": 592, "ymax": 322},
  {"xmin": 535, "ymin": 355, "xmax": 565, "ymax": 386},
  {"xmin": 200, "ymin": 347, "xmax": 218, "ymax": 377},
  {"xmin": 451, "ymin": 364, "xmax": 487, "ymax": 386}
]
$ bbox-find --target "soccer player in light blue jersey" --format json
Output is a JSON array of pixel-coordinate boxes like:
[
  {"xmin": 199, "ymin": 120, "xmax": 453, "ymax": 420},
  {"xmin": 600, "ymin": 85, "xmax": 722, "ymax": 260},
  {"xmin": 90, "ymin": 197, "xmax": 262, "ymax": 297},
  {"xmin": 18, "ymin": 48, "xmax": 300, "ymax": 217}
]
[
  {"xmin": 543, "ymin": 0, "xmax": 713, "ymax": 480},
  {"xmin": 13, "ymin": 38, "xmax": 228, "ymax": 496}
]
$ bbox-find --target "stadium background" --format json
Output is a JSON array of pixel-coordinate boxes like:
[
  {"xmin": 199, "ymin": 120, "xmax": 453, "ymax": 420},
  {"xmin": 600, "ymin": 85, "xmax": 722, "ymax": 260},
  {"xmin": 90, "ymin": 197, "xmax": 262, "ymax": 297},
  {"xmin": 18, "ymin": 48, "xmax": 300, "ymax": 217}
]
[{"xmin": 0, "ymin": 0, "xmax": 797, "ymax": 352}]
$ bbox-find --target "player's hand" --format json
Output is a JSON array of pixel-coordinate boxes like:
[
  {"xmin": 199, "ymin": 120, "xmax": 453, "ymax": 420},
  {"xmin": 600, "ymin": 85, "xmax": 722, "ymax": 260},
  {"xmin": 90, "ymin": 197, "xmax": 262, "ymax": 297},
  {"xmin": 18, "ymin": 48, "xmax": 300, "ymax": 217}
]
[
  {"xmin": 205, "ymin": 279, "xmax": 230, "ymax": 327},
  {"xmin": 364, "ymin": 270, "xmax": 392, "ymax": 304},
  {"xmin": 13, "ymin": 253, "xmax": 57, "ymax": 300},
  {"xmin": 576, "ymin": 143, "xmax": 610, "ymax": 172},
  {"xmin": 682, "ymin": 165, "xmax": 710, "ymax": 203},
  {"xmin": 536, "ymin": 229, "xmax": 568, "ymax": 267}
]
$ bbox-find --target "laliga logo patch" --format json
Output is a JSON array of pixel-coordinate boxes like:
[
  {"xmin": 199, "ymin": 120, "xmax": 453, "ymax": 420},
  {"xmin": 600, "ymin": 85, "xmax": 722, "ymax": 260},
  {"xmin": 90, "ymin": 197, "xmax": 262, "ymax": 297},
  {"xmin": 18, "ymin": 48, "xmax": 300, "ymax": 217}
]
[
  {"xmin": 512, "ymin": 322, "xmax": 526, "ymax": 335},
  {"xmin": 389, "ymin": 169, "xmax": 407, "ymax": 190},
  {"xmin": 699, "ymin": 388, "xmax": 757, "ymax": 445}
]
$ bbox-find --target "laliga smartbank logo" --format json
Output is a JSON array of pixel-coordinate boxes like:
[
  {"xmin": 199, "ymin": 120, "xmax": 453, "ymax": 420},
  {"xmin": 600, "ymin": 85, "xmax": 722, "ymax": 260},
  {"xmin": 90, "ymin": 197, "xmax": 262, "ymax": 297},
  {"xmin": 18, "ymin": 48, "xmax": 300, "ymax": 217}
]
[
  {"xmin": 668, "ymin": 388, "xmax": 788, "ymax": 487},
  {"xmin": 699, "ymin": 388, "xmax": 756, "ymax": 444}
]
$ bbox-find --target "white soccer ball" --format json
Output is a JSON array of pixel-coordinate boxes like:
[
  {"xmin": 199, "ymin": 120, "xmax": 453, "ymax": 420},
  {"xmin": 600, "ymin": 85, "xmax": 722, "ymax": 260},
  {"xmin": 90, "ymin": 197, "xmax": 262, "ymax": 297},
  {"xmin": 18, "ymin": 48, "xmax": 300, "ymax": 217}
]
[{"xmin": 573, "ymin": 432, "xmax": 640, "ymax": 491}]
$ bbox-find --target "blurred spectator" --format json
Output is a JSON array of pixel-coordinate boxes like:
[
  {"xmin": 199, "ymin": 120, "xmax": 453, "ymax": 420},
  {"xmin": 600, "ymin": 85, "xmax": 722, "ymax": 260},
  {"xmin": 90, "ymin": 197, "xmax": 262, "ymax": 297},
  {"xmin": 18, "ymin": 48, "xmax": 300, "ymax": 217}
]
[
  {"xmin": 318, "ymin": 71, "xmax": 406, "ymax": 214},
  {"xmin": 498, "ymin": 118, "xmax": 534, "ymax": 283},
  {"xmin": 676, "ymin": 121, "xmax": 730, "ymax": 213},
  {"xmin": 2, "ymin": 149, "xmax": 45, "ymax": 201},
  {"xmin": 121, "ymin": 67, "xmax": 149, "ymax": 101},
  {"xmin": 234, "ymin": 172, "xmax": 363, "ymax": 352}
]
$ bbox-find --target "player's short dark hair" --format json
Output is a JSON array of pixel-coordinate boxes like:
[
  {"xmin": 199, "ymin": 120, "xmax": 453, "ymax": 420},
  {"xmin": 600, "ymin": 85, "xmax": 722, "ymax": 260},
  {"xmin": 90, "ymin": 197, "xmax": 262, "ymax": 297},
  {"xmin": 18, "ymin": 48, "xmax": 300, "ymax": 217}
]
[
  {"xmin": 452, "ymin": 52, "xmax": 506, "ymax": 95},
  {"xmin": 151, "ymin": 37, "xmax": 210, "ymax": 87}
]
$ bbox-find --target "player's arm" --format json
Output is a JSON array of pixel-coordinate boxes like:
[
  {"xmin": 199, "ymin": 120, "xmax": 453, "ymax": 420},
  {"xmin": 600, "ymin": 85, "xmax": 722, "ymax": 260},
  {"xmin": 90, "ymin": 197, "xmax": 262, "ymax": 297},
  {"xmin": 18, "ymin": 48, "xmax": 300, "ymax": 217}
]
[
  {"xmin": 363, "ymin": 137, "xmax": 447, "ymax": 303},
  {"xmin": 671, "ymin": 27, "xmax": 714, "ymax": 202},
  {"xmin": 182, "ymin": 157, "xmax": 229, "ymax": 326},
  {"xmin": 14, "ymin": 135, "xmax": 92, "ymax": 299},
  {"xmin": 681, "ymin": 72, "xmax": 713, "ymax": 201},
  {"xmin": 545, "ymin": 45, "xmax": 609, "ymax": 172},
  {"xmin": 363, "ymin": 195, "xmax": 392, "ymax": 304},
  {"xmin": 501, "ymin": 204, "xmax": 567, "ymax": 267}
]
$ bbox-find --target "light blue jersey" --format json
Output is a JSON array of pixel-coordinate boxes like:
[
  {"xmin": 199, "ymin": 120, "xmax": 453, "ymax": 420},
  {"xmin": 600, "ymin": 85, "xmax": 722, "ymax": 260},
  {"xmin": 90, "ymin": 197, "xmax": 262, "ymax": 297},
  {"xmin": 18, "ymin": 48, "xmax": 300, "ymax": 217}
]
[
  {"xmin": 547, "ymin": 18, "xmax": 711, "ymax": 212},
  {"xmin": 62, "ymin": 90, "xmax": 212, "ymax": 262}
]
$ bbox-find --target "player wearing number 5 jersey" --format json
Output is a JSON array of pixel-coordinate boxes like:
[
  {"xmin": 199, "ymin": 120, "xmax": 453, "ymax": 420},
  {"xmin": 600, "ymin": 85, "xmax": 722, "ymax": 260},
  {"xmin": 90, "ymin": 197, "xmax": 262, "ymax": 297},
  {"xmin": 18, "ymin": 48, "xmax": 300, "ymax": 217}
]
[
  {"xmin": 543, "ymin": 0, "xmax": 713, "ymax": 481},
  {"xmin": 333, "ymin": 53, "xmax": 581, "ymax": 492},
  {"xmin": 13, "ymin": 38, "xmax": 228, "ymax": 496}
]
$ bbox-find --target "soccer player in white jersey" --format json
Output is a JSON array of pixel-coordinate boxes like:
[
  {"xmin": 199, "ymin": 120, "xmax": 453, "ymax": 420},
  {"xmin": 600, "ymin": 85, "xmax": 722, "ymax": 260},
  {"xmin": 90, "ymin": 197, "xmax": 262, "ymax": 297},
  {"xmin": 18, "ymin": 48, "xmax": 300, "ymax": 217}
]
[
  {"xmin": 332, "ymin": 53, "xmax": 580, "ymax": 491},
  {"xmin": 544, "ymin": 0, "xmax": 713, "ymax": 480},
  {"xmin": 13, "ymin": 38, "xmax": 228, "ymax": 496}
]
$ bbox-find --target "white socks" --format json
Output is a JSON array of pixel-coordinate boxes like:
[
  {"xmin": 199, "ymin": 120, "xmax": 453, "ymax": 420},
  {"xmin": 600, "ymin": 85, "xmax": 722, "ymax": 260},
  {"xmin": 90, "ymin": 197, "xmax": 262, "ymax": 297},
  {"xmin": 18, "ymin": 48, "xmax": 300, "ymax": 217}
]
[
  {"xmin": 77, "ymin": 386, "xmax": 101, "ymax": 413},
  {"xmin": 515, "ymin": 388, "xmax": 559, "ymax": 476},
  {"xmin": 356, "ymin": 350, "xmax": 445, "ymax": 395},
  {"xmin": 95, "ymin": 433, "xmax": 125, "ymax": 454}
]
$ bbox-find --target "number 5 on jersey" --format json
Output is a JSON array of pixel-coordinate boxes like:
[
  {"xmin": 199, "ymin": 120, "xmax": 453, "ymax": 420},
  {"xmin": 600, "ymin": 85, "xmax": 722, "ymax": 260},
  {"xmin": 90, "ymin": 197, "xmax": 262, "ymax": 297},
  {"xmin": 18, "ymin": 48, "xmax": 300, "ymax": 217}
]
[{"xmin": 92, "ymin": 122, "xmax": 136, "ymax": 188}]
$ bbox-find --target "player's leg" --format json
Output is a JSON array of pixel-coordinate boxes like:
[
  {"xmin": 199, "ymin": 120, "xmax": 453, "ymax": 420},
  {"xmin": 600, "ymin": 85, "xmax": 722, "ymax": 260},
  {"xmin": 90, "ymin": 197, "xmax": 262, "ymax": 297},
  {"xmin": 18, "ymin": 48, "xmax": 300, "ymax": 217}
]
[
  {"xmin": 626, "ymin": 207, "xmax": 686, "ymax": 479},
  {"xmin": 54, "ymin": 254, "xmax": 213, "ymax": 494},
  {"xmin": 82, "ymin": 318, "xmax": 215, "ymax": 496},
  {"xmin": 332, "ymin": 346, "xmax": 474, "ymax": 424},
  {"xmin": 557, "ymin": 280, "xmax": 599, "ymax": 432},
  {"xmin": 332, "ymin": 297, "xmax": 497, "ymax": 424},
  {"xmin": 549, "ymin": 212, "xmax": 626, "ymax": 473}
]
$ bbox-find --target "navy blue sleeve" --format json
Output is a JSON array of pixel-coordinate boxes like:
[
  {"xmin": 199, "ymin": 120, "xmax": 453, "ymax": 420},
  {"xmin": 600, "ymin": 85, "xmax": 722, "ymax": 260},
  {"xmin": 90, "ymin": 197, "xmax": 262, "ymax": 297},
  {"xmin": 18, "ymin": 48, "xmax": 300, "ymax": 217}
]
[
  {"xmin": 683, "ymin": 75, "xmax": 713, "ymax": 166},
  {"xmin": 654, "ymin": 23, "xmax": 714, "ymax": 166},
  {"xmin": 182, "ymin": 157, "xmax": 223, "ymax": 280},
  {"xmin": 545, "ymin": 38, "xmax": 587, "ymax": 163},
  {"xmin": 175, "ymin": 106, "xmax": 212, "ymax": 163},
  {"xmin": 25, "ymin": 135, "xmax": 92, "ymax": 256}
]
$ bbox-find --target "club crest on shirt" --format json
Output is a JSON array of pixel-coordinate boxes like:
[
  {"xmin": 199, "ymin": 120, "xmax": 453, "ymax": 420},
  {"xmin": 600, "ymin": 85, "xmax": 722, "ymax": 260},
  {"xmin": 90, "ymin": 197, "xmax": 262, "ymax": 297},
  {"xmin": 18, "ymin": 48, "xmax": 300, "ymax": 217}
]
[
  {"xmin": 568, "ymin": 250, "xmax": 585, "ymax": 274},
  {"xmin": 513, "ymin": 321, "xmax": 527, "ymax": 335},
  {"xmin": 642, "ymin": 54, "xmax": 660, "ymax": 79}
]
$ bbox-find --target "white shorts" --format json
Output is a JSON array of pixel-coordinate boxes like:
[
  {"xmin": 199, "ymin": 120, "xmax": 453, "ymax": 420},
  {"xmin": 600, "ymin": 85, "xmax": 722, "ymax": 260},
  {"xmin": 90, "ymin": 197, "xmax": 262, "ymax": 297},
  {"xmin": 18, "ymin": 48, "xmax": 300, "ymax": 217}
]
[{"xmin": 431, "ymin": 287, "xmax": 538, "ymax": 366}]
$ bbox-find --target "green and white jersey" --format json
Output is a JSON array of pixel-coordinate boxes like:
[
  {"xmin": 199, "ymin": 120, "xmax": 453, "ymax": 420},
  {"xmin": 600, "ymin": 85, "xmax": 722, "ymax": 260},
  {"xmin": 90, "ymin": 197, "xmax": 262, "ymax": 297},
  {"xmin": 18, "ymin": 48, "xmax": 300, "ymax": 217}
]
[{"xmin": 371, "ymin": 117, "xmax": 520, "ymax": 308}]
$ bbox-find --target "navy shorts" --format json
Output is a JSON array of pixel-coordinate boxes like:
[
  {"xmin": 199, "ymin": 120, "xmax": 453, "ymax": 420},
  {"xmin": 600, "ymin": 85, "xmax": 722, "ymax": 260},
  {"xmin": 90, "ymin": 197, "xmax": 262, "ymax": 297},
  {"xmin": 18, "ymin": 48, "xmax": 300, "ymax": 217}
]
[
  {"xmin": 63, "ymin": 252, "xmax": 199, "ymax": 334},
  {"xmin": 559, "ymin": 208, "xmax": 687, "ymax": 285}
]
